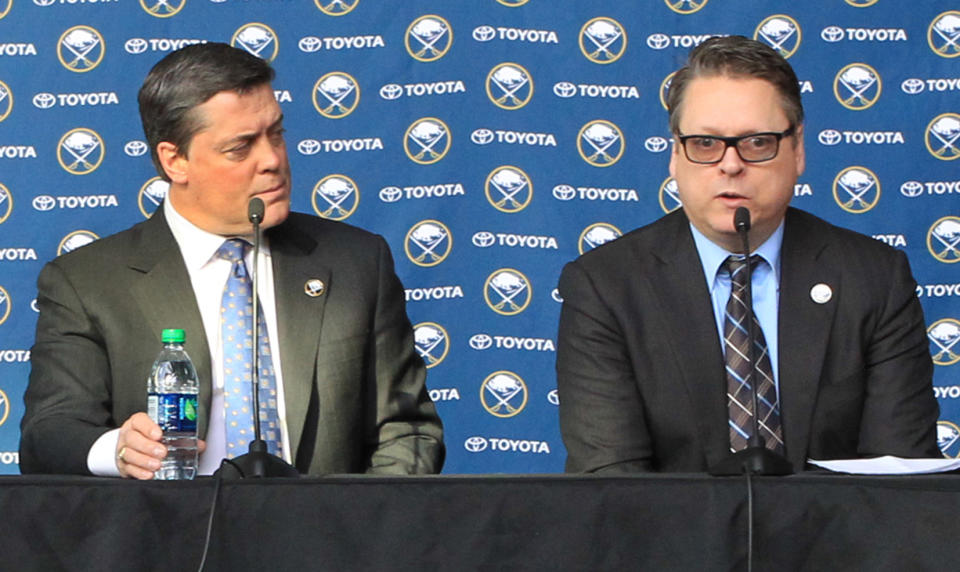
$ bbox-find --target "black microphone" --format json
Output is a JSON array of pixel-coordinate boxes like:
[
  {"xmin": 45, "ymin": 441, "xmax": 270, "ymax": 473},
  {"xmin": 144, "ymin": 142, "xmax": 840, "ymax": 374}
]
[
  {"xmin": 709, "ymin": 207, "xmax": 792, "ymax": 476},
  {"xmin": 215, "ymin": 198, "xmax": 299, "ymax": 479}
]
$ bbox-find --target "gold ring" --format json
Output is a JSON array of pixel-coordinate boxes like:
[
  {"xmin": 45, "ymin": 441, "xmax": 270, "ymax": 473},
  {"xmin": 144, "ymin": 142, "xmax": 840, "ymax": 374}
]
[{"xmin": 117, "ymin": 446, "xmax": 127, "ymax": 463}]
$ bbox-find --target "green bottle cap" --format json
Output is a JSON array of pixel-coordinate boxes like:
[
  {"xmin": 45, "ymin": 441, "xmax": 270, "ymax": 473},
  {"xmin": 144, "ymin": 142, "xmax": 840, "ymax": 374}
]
[{"xmin": 161, "ymin": 329, "xmax": 185, "ymax": 344}]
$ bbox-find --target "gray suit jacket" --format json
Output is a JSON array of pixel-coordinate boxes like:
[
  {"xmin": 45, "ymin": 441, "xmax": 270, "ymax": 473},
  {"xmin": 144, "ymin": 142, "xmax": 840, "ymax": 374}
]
[
  {"xmin": 20, "ymin": 208, "xmax": 444, "ymax": 475},
  {"xmin": 557, "ymin": 207, "xmax": 939, "ymax": 473}
]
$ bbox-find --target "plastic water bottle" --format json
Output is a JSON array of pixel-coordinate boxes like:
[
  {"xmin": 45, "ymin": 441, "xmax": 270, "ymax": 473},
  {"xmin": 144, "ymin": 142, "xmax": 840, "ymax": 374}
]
[{"xmin": 147, "ymin": 328, "xmax": 199, "ymax": 480}]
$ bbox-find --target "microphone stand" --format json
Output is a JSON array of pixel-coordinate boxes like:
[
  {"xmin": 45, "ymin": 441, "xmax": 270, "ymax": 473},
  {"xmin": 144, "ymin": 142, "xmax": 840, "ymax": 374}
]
[
  {"xmin": 215, "ymin": 198, "xmax": 299, "ymax": 479},
  {"xmin": 709, "ymin": 207, "xmax": 792, "ymax": 476}
]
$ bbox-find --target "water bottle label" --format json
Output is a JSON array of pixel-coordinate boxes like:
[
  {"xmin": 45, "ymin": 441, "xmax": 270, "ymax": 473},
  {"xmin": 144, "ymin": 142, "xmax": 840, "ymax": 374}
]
[{"xmin": 148, "ymin": 392, "xmax": 198, "ymax": 433}]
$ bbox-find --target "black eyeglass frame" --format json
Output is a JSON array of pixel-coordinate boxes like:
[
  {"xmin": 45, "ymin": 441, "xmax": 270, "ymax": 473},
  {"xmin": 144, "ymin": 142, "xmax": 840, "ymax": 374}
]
[{"xmin": 676, "ymin": 126, "xmax": 796, "ymax": 165}]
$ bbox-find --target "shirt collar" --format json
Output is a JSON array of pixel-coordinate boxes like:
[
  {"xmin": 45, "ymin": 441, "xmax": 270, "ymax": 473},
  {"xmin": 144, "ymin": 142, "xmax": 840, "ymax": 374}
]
[
  {"xmin": 690, "ymin": 219, "xmax": 785, "ymax": 292},
  {"xmin": 163, "ymin": 198, "xmax": 269, "ymax": 271}
]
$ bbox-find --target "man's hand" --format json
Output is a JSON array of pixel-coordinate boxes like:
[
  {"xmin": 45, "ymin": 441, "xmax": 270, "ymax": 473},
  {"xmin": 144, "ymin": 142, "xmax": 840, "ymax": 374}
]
[{"xmin": 115, "ymin": 412, "xmax": 206, "ymax": 479}]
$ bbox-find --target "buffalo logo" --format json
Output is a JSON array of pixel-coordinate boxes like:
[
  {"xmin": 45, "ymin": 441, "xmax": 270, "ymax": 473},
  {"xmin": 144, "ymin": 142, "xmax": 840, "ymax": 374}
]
[
  {"xmin": 32, "ymin": 195, "xmax": 55, "ymax": 212},
  {"xmin": 232, "ymin": 23, "xmax": 279, "ymax": 62},
  {"xmin": 312, "ymin": 174, "xmax": 359, "ymax": 220},
  {"xmin": 900, "ymin": 181, "xmax": 924, "ymax": 198},
  {"xmin": 140, "ymin": 0, "xmax": 186, "ymax": 18},
  {"xmin": 379, "ymin": 84, "xmax": 402, "ymax": 100},
  {"xmin": 580, "ymin": 17, "xmax": 627, "ymax": 64},
  {"xmin": 834, "ymin": 63, "xmax": 882, "ymax": 110},
  {"xmin": 464, "ymin": 436, "xmax": 488, "ymax": 452},
  {"xmin": 472, "ymin": 231, "xmax": 496, "ymax": 248},
  {"xmin": 927, "ymin": 216, "xmax": 960, "ymax": 264},
  {"xmin": 58, "ymin": 230, "xmax": 99, "ymax": 256},
  {"xmin": 299, "ymin": 37, "xmax": 322, "ymax": 53},
  {"xmin": 665, "ymin": 0, "xmax": 708, "ymax": 15},
  {"xmin": 298, "ymin": 139, "xmax": 322, "ymax": 155},
  {"xmin": 471, "ymin": 128, "xmax": 495, "ymax": 145},
  {"xmin": 485, "ymin": 166, "xmax": 532, "ymax": 213},
  {"xmin": 484, "ymin": 269, "xmax": 532, "ymax": 316},
  {"xmin": 0, "ymin": 286, "xmax": 9, "ymax": 326},
  {"xmin": 124, "ymin": 141, "xmax": 149, "ymax": 157},
  {"xmin": 938, "ymin": 421, "xmax": 960, "ymax": 458},
  {"xmin": 312, "ymin": 72, "xmax": 360, "ymax": 118},
  {"xmin": 659, "ymin": 72, "xmax": 675, "ymax": 110},
  {"xmin": 486, "ymin": 63, "xmax": 533, "ymax": 110},
  {"xmin": 579, "ymin": 223, "xmax": 622, "ymax": 255},
  {"xmin": 0, "ymin": 81, "xmax": 12, "ymax": 122},
  {"xmin": 901, "ymin": 78, "xmax": 925, "ymax": 95},
  {"xmin": 138, "ymin": 177, "xmax": 169, "ymax": 218},
  {"xmin": 404, "ymin": 117, "xmax": 451, "ymax": 165},
  {"xmin": 33, "ymin": 92, "xmax": 56, "ymax": 110},
  {"xmin": 755, "ymin": 15, "xmax": 801, "ymax": 59},
  {"xmin": 818, "ymin": 129, "xmax": 842, "ymax": 146},
  {"xmin": 405, "ymin": 220, "xmax": 452, "ymax": 267},
  {"xmin": 481, "ymin": 371, "xmax": 528, "ymax": 418},
  {"xmin": 496, "ymin": 0, "xmax": 529, "ymax": 6},
  {"xmin": 0, "ymin": 388, "xmax": 9, "ymax": 427},
  {"xmin": 473, "ymin": 26, "xmax": 496, "ymax": 42},
  {"xmin": 0, "ymin": 0, "xmax": 11, "ymax": 19},
  {"xmin": 925, "ymin": 113, "xmax": 960, "ymax": 161},
  {"xmin": 928, "ymin": 318, "xmax": 960, "ymax": 366},
  {"xmin": 659, "ymin": 177, "xmax": 682, "ymax": 213},
  {"xmin": 552, "ymin": 184, "xmax": 575, "ymax": 201},
  {"xmin": 315, "ymin": 0, "xmax": 359, "ymax": 16},
  {"xmin": 406, "ymin": 15, "xmax": 452, "ymax": 62},
  {"xmin": 469, "ymin": 334, "xmax": 493, "ymax": 351},
  {"xmin": 647, "ymin": 33, "xmax": 670, "ymax": 50},
  {"xmin": 845, "ymin": 0, "xmax": 878, "ymax": 5},
  {"xmin": 58, "ymin": 26, "xmax": 105, "ymax": 73},
  {"xmin": 414, "ymin": 322, "xmax": 449, "ymax": 368},
  {"xmin": 0, "ymin": 183, "xmax": 11, "ymax": 224},
  {"xmin": 378, "ymin": 186, "xmax": 402, "ymax": 203},
  {"xmin": 832, "ymin": 167, "xmax": 880, "ymax": 214},
  {"xmin": 928, "ymin": 11, "xmax": 960, "ymax": 58},
  {"xmin": 645, "ymin": 136, "xmax": 669, "ymax": 153},
  {"xmin": 821, "ymin": 26, "xmax": 844, "ymax": 43},
  {"xmin": 125, "ymin": 38, "xmax": 149, "ymax": 55},
  {"xmin": 578, "ymin": 120, "xmax": 625, "ymax": 167},
  {"xmin": 57, "ymin": 128, "xmax": 105, "ymax": 175},
  {"xmin": 553, "ymin": 82, "xmax": 577, "ymax": 98}
]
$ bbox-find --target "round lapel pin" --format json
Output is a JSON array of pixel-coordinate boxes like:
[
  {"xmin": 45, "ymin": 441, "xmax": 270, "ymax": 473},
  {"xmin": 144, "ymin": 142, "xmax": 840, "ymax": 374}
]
[
  {"xmin": 304, "ymin": 279, "xmax": 325, "ymax": 297},
  {"xmin": 810, "ymin": 283, "xmax": 832, "ymax": 304}
]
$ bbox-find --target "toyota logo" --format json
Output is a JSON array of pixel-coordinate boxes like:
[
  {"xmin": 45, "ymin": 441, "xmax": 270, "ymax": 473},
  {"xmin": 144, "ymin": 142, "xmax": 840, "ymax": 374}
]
[
  {"xmin": 469, "ymin": 334, "xmax": 493, "ymax": 350},
  {"xmin": 464, "ymin": 436, "xmax": 488, "ymax": 452},
  {"xmin": 32, "ymin": 195, "xmax": 56, "ymax": 211},
  {"xmin": 644, "ymin": 136, "xmax": 669, "ymax": 153},
  {"xmin": 901, "ymin": 78, "xmax": 925, "ymax": 95},
  {"xmin": 378, "ymin": 186, "xmax": 402, "ymax": 203},
  {"xmin": 32, "ymin": 93, "xmax": 56, "ymax": 109},
  {"xmin": 473, "ymin": 26, "xmax": 496, "ymax": 42},
  {"xmin": 821, "ymin": 26, "xmax": 844, "ymax": 43},
  {"xmin": 646, "ymin": 33, "xmax": 670, "ymax": 50},
  {"xmin": 298, "ymin": 36, "xmax": 322, "ymax": 53},
  {"xmin": 379, "ymin": 84, "xmax": 403, "ymax": 100},
  {"xmin": 471, "ymin": 129, "xmax": 495, "ymax": 145},
  {"xmin": 552, "ymin": 184, "xmax": 576, "ymax": 201},
  {"xmin": 551, "ymin": 288, "xmax": 563, "ymax": 303},
  {"xmin": 124, "ymin": 141, "xmax": 149, "ymax": 157},
  {"xmin": 472, "ymin": 232, "xmax": 496, "ymax": 248},
  {"xmin": 297, "ymin": 139, "xmax": 321, "ymax": 155},
  {"xmin": 900, "ymin": 181, "xmax": 924, "ymax": 197},
  {"xmin": 553, "ymin": 82, "xmax": 577, "ymax": 98},
  {"xmin": 124, "ymin": 38, "xmax": 149, "ymax": 54},
  {"xmin": 818, "ymin": 129, "xmax": 842, "ymax": 146}
]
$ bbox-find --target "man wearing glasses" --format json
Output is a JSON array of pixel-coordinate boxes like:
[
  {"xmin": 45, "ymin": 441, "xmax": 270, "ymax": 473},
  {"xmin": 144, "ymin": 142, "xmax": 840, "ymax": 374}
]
[{"xmin": 556, "ymin": 36, "xmax": 939, "ymax": 473}]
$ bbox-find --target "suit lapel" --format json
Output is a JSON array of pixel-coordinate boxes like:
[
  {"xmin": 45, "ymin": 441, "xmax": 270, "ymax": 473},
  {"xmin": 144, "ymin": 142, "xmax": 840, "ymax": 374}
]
[
  {"xmin": 778, "ymin": 209, "xmax": 838, "ymax": 469},
  {"xmin": 268, "ymin": 221, "xmax": 329, "ymax": 460},
  {"xmin": 127, "ymin": 209, "xmax": 213, "ymax": 436}
]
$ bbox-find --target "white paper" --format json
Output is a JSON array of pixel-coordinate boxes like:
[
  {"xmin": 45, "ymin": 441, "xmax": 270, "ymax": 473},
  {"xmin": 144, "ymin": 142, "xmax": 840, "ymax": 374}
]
[{"xmin": 809, "ymin": 456, "xmax": 960, "ymax": 475}]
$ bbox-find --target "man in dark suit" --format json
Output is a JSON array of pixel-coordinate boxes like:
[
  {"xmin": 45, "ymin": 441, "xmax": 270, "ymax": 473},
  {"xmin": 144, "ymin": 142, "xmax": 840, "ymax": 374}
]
[
  {"xmin": 556, "ymin": 36, "xmax": 939, "ymax": 473},
  {"xmin": 20, "ymin": 43, "xmax": 444, "ymax": 478}
]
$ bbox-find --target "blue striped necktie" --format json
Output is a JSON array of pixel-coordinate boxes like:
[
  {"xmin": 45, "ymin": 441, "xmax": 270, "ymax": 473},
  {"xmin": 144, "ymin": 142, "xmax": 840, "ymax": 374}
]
[{"xmin": 215, "ymin": 238, "xmax": 283, "ymax": 459}]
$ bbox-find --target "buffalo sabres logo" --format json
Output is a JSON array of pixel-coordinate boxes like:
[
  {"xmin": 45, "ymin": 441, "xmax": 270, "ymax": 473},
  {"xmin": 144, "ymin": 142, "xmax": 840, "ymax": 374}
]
[
  {"xmin": 58, "ymin": 230, "xmax": 99, "ymax": 256},
  {"xmin": 486, "ymin": 63, "xmax": 534, "ymax": 110},
  {"xmin": 485, "ymin": 269, "xmax": 532, "ymax": 316},
  {"xmin": 58, "ymin": 128, "xmax": 105, "ymax": 175},
  {"xmin": 140, "ymin": 0, "xmax": 186, "ymax": 18},
  {"xmin": 315, "ymin": 0, "xmax": 359, "ymax": 16},
  {"xmin": 659, "ymin": 71, "xmax": 675, "ymax": 111},
  {"xmin": 832, "ymin": 167, "xmax": 880, "ymax": 214},
  {"xmin": 665, "ymin": 0, "xmax": 708, "ymax": 15},
  {"xmin": 58, "ymin": 26, "xmax": 105, "ymax": 73},
  {"xmin": 927, "ymin": 216, "xmax": 960, "ymax": 264},
  {"xmin": 578, "ymin": 120, "xmax": 625, "ymax": 167},
  {"xmin": 928, "ymin": 318, "xmax": 960, "ymax": 365},
  {"xmin": 312, "ymin": 174, "xmax": 359, "ymax": 220},
  {"xmin": 0, "ymin": 388, "xmax": 9, "ymax": 426},
  {"xmin": 579, "ymin": 17, "xmax": 627, "ymax": 64},
  {"xmin": 925, "ymin": 113, "xmax": 960, "ymax": 160},
  {"xmin": 414, "ymin": 322, "xmax": 449, "ymax": 368},
  {"xmin": 138, "ymin": 177, "xmax": 169, "ymax": 218},
  {"xmin": 406, "ymin": 15, "xmax": 452, "ymax": 62},
  {"xmin": 578, "ymin": 223, "xmax": 622, "ymax": 255},
  {"xmin": 485, "ymin": 166, "xmax": 532, "ymax": 213},
  {"xmin": 928, "ymin": 12, "xmax": 960, "ymax": 58},
  {"xmin": 313, "ymin": 72, "xmax": 360, "ymax": 118},
  {"xmin": 0, "ymin": 286, "xmax": 9, "ymax": 326},
  {"xmin": 834, "ymin": 63, "xmax": 882, "ymax": 111},
  {"xmin": 755, "ymin": 15, "xmax": 801, "ymax": 59},
  {"xmin": 405, "ymin": 220, "xmax": 452, "ymax": 267},
  {"xmin": 0, "ymin": 81, "xmax": 12, "ymax": 123},
  {"xmin": 233, "ymin": 23, "xmax": 279, "ymax": 62},
  {"xmin": 404, "ymin": 117, "xmax": 451, "ymax": 165},
  {"xmin": 481, "ymin": 371, "xmax": 528, "ymax": 418},
  {"xmin": 0, "ymin": 0, "xmax": 11, "ymax": 20},
  {"xmin": 659, "ymin": 177, "xmax": 682, "ymax": 213},
  {"xmin": 0, "ymin": 183, "xmax": 12, "ymax": 224},
  {"xmin": 845, "ymin": 0, "xmax": 879, "ymax": 7},
  {"xmin": 938, "ymin": 421, "xmax": 960, "ymax": 458}
]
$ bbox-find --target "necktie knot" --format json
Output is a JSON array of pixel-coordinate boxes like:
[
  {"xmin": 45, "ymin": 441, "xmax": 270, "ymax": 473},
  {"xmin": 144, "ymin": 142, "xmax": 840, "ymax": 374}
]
[
  {"xmin": 215, "ymin": 238, "xmax": 249, "ymax": 264},
  {"xmin": 724, "ymin": 254, "xmax": 761, "ymax": 290}
]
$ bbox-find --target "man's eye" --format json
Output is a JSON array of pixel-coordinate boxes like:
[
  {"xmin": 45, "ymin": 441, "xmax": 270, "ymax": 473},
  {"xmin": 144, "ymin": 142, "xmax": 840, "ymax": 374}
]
[{"xmin": 693, "ymin": 137, "xmax": 718, "ymax": 149}]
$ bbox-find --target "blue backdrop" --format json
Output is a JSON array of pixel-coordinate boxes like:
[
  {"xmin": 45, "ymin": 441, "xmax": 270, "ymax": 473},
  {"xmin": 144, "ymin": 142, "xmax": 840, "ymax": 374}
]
[{"xmin": 0, "ymin": 0, "xmax": 958, "ymax": 474}]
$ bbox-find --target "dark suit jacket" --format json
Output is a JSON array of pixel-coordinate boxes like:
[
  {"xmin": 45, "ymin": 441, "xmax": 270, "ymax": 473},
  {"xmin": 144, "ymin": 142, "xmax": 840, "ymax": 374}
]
[
  {"xmin": 20, "ymin": 208, "xmax": 444, "ymax": 476},
  {"xmin": 557, "ymin": 207, "xmax": 939, "ymax": 473}
]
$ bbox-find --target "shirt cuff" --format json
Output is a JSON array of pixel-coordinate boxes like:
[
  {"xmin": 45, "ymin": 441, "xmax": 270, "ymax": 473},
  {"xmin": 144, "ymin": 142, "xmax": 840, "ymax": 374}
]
[{"xmin": 87, "ymin": 428, "xmax": 123, "ymax": 477}]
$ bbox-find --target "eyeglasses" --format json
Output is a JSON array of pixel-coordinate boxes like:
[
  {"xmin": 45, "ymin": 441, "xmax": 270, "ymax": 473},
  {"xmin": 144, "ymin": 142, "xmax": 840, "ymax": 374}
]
[{"xmin": 677, "ymin": 126, "xmax": 795, "ymax": 164}]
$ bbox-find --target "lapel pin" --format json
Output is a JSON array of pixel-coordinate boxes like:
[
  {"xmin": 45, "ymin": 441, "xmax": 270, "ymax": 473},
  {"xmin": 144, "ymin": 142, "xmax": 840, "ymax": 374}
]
[
  {"xmin": 810, "ymin": 283, "xmax": 832, "ymax": 304},
  {"xmin": 304, "ymin": 279, "xmax": 325, "ymax": 297}
]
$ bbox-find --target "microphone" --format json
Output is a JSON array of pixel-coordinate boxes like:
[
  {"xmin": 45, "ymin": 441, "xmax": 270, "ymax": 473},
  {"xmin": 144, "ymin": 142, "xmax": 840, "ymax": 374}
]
[
  {"xmin": 709, "ymin": 207, "xmax": 792, "ymax": 476},
  {"xmin": 215, "ymin": 198, "xmax": 299, "ymax": 479}
]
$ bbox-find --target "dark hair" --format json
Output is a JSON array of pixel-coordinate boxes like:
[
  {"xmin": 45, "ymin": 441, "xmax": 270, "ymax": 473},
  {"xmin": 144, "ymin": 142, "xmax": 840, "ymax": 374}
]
[
  {"xmin": 137, "ymin": 42, "xmax": 275, "ymax": 180},
  {"xmin": 667, "ymin": 35, "xmax": 803, "ymax": 135}
]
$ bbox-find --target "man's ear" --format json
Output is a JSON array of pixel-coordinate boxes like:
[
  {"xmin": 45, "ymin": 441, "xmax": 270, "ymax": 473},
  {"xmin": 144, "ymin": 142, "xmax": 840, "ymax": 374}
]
[{"xmin": 157, "ymin": 142, "xmax": 188, "ymax": 185}]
